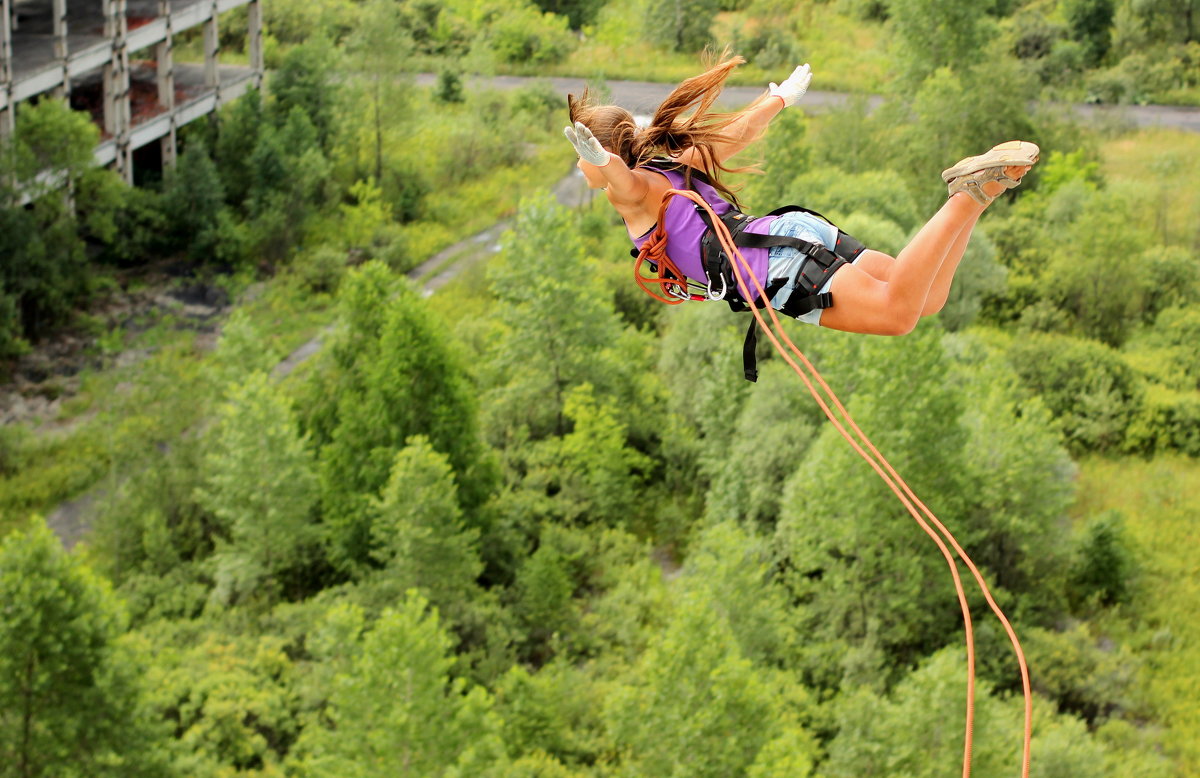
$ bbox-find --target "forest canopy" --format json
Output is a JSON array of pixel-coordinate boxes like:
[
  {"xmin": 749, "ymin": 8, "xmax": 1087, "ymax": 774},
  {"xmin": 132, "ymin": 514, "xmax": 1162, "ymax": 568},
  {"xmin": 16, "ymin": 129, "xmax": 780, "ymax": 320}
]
[{"xmin": 1, "ymin": 0, "xmax": 1199, "ymax": 776}]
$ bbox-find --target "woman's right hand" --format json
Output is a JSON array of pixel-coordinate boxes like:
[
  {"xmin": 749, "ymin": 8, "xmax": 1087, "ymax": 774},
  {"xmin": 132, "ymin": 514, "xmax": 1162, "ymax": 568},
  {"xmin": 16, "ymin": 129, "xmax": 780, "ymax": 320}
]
[{"xmin": 563, "ymin": 122, "xmax": 611, "ymax": 167}]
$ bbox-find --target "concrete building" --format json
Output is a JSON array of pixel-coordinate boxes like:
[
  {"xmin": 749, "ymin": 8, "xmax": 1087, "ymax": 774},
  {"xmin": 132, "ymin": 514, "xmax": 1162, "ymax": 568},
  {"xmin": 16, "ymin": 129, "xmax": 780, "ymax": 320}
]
[{"xmin": 1, "ymin": 0, "xmax": 263, "ymax": 184}]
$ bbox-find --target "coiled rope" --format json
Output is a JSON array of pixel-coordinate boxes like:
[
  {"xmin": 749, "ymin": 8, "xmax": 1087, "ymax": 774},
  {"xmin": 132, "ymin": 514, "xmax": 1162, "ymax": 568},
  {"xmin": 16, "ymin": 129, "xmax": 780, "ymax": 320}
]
[{"xmin": 635, "ymin": 189, "xmax": 1033, "ymax": 778}]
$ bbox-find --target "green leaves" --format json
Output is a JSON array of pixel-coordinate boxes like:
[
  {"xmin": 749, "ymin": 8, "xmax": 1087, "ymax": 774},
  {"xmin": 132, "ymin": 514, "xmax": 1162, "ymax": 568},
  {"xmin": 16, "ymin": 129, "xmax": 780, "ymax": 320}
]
[
  {"xmin": 197, "ymin": 371, "xmax": 319, "ymax": 606},
  {"xmin": 294, "ymin": 592, "xmax": 505, "ymax": 776},
  {"xmin": 0, "ymin": 520, "xmax": 169, "ymax": 778},
  {"xmin": 310, "ymin": 262, "xmax": 493, "ymax": 570}
]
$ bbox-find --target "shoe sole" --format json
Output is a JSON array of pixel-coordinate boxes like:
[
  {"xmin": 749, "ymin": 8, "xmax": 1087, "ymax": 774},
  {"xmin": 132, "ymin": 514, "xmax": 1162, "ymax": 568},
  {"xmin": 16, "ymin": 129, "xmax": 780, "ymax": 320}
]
[{"xmin": 941, "ymin": 141, "xmax": 1041, "ymax": 183}]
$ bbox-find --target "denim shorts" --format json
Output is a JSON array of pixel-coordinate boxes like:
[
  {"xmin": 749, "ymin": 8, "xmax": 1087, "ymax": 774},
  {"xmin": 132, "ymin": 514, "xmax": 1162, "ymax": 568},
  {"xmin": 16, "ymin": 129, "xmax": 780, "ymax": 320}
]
[{"xmin": 766, "ymin": 211, "xmax": 856, "ymax": 327}]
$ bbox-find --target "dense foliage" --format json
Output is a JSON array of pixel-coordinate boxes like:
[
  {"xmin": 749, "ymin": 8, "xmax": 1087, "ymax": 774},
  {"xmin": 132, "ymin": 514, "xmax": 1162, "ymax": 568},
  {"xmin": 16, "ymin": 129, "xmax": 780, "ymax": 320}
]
[{"xmin": 2, "ymin": 0, "xmax": 1199, "ymax": 776}]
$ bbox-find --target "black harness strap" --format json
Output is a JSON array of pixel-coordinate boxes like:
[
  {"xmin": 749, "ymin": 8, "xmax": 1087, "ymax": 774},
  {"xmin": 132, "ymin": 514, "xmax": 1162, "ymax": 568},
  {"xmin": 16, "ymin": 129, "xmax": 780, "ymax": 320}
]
[{"xmin": 637, "ymin": 160, "xmax": 869, "ymax": 382}]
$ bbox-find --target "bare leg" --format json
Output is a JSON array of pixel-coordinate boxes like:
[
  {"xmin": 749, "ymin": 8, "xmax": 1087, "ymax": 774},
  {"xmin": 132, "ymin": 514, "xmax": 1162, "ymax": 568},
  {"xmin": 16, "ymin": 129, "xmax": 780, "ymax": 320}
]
[
  {"xmin": 821, "ymin": 193, "xmax": 983, "ymax": 335},
  {"xmin": 920, "ymin": 206, "xmax": 982, "ymax": 315},
  {"xmin": 820, "ymin": 164, "xmax": 1029, "ymax": 335}
]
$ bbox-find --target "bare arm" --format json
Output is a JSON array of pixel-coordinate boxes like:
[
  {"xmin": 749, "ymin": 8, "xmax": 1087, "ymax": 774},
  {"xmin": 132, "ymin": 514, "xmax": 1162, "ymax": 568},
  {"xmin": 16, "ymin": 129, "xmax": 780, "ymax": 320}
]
[
  {"xmin": 585, "ymin": 155, "xmax": 650, "ymax": 205},
  {"xmin": 675, "ymin": 93, "xmax": 784, "ymax": 167},
  {"xmin": 677, "ymin": 63, "xmax": 812, "ymax": 167},
  {"xmin": 565, "ymin": 122, "xmax": 650, "ymax": 205}
]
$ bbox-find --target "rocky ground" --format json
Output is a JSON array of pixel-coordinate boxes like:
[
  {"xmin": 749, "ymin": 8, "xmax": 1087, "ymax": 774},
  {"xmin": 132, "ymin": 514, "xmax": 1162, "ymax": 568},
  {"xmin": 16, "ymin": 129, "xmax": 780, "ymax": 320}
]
[{"xmin": 1, "ymin": 262, "xmax": 236, "ymax": 430}]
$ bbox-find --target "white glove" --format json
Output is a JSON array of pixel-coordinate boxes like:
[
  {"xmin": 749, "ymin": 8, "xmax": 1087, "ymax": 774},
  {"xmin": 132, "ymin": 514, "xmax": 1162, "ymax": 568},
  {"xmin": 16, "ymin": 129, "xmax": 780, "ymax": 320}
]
[
  {"xmin": 768, "ymin": 64, "xmax": 813, "ymax": 108},
  {"xmin": 563, "ymin": 121, "xmax": 610, "ymax": 167}
]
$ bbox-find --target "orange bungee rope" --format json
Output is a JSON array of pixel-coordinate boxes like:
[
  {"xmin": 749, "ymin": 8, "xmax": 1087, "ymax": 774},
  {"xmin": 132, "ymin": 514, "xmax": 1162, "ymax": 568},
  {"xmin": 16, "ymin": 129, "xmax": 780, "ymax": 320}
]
[{"xmin": 636, "ymin": 190, "xmax": 1033, "ymax": 778}]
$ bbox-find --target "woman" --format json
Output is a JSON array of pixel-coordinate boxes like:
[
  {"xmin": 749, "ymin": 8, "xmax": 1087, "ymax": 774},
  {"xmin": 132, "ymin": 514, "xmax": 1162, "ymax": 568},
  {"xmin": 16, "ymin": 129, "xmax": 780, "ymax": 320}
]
[{"xmin": 562, "ymin": 55, "xmax": 1038, "ymax": 335}]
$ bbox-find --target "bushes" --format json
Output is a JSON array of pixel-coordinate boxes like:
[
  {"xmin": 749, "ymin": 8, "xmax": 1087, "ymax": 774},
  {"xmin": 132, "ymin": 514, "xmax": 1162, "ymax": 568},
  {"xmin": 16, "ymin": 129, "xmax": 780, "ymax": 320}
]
[
  {"xmin": 1127, "ymin": 383, "xmax": 1200, "ymax": 455},
  {"xmin": 491, "ymin": 6, "xmax": 576, "ymax": 65},
  {"xmin": 1008, "ymin": 332, "xmax": 1143, "ymax": 453}
]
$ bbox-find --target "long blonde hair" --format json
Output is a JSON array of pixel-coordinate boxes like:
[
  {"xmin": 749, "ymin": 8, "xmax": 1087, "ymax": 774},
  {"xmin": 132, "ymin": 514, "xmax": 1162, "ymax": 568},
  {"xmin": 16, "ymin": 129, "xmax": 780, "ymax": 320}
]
[{"xmin": 568, "ymin": 52, "xmax": 763, "ymax": 208}]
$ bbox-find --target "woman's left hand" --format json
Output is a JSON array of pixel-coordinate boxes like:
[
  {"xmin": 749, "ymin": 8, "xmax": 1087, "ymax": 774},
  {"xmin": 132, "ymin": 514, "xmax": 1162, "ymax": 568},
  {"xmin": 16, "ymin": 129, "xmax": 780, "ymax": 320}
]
[{"xmin": 768, "ymin": 64, "xmax": 813, "ymax": 107}]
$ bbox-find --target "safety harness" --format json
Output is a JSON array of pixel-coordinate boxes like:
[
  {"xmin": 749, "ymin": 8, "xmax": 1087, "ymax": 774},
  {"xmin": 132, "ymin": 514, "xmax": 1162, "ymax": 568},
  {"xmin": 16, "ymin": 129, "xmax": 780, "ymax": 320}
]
[{"xmin": 633, "ymin": 160, "xmax": 867, "ymax": 381}]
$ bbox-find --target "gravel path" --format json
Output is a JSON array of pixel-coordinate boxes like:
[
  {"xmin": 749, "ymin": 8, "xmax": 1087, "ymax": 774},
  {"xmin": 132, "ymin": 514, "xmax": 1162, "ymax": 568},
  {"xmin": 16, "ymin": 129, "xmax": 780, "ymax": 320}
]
[{"xmin": 415, "ymin": 73, "xmax": 1200, "ymax": 133}]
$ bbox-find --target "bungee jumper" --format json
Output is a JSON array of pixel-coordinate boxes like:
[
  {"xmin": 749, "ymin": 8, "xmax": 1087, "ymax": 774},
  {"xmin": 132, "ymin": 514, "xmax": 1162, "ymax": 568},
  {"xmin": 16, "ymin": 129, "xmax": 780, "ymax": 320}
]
[
  {"xmin": 563, "ymin": 53, "xmax": 1038, "ymax": 381},
  {"xmin": 563, "ymin": 54, "xmax": 1041, "ymax": 778}
]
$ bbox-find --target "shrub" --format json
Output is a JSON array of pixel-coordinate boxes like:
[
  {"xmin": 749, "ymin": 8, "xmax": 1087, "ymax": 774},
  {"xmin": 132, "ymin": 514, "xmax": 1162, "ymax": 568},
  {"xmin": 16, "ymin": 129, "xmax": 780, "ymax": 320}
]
[
  {"xmin": 1126, "ymin": 383, "xmax": 1200, "ymax": 456},
  {"xmin": 491, "ymin": 7, "xmax": 575, "ymax": 65},
  {"xmin": 291, "ymin": 246, "xmax": 347, "ymax": 294},
  {"xmin": 435, "ymin": 68, "xmax": 465, "ymax": 104},
  {"xmin": 1008, "ymin": 332, "xmax": 1143, "ymax": 453},
  {"xmin": 1069, "ymin": 510, "xmax": 1136, "ymax": 609}
]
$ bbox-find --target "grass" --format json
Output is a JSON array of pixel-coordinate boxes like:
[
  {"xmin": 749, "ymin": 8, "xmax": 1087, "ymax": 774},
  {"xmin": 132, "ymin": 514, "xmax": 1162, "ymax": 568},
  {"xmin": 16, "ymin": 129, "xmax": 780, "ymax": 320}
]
[
  {"xmin": 1100, "ymin": 128, "xmax": 1200, "ymax": 250},
  {"xmin": 499, "ymin": 0, "xmax": 890, "ymax": 94},
  {"xmin": 1073, "ymin": 456, "xmax": 1200, "ymax": 775}
]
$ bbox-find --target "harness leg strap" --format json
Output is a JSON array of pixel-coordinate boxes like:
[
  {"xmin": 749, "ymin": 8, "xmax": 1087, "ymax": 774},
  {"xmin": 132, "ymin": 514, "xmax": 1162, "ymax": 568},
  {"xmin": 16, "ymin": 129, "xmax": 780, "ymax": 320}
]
[{"xmin": 743, "ymin": 318, "xmax": 759, "ymax": 383}]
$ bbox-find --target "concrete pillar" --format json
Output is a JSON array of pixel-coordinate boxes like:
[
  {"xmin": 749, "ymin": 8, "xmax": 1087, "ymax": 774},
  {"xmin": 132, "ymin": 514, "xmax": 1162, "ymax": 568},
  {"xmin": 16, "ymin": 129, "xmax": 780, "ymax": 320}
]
[
  {"xmin": 0, "ymin": 0, "xmax": 13, "ymax": 138},
  {"xmin": 247, "ymin": 0, "xmax": 262, "ymax": 88},
  {"xmin": 203, "ymin": 1, "xmax": 218, "ymax": 91},
  {"xmin": 53, "ymin": 0, "xmax": 69, "ymax": 98},
  {"xmin": 103, "ymin": 0, "xmax": 132, "ymax": 182},
  {"xmin": 156, "ymin": 0, "xmax": 175, "ymax": 169}
]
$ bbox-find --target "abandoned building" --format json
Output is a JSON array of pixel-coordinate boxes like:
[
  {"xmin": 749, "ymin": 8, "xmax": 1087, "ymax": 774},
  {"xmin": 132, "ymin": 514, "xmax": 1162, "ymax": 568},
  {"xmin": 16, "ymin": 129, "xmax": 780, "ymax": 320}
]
[{"xmin": 1, "ymin": 0, "xmax": 263, "ymax": 184}]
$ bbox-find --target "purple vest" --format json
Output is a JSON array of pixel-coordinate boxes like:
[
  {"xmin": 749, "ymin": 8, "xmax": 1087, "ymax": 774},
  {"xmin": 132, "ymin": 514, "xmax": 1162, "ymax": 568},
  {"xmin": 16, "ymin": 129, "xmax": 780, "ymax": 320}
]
[{"xmin": 630, "ymin": 166, "xmax": 775, "ymax": 299}]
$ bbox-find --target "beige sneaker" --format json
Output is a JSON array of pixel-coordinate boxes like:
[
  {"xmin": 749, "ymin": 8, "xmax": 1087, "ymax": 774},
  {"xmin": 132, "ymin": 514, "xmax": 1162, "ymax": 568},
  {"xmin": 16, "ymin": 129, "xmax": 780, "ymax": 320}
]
[
  {"xmin": 941, "ymin": 140, "xmax": 1041, "ymax": 183},
  {"xmin": 943, "ymin": 140, "xmax": 1040, "ymax": 205}
]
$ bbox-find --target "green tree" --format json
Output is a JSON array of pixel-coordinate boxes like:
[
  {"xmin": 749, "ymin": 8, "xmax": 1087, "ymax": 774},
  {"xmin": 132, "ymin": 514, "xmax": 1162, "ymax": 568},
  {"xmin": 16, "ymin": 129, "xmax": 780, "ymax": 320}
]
[
  {"xmin": 654, "ymin": 301, "xmax": 751, "ymax": 502},
  {"xmin": 269, "ymin": 36, "xmax": 337, "ymax": 150},
  {"xmin": 196, "ymin": 372, "xmax": 319, "ymax": 605},
  {"xmin": 682, "ymin": 522, "xmax": 800, "ymax": 666},
  {"xmin": 160, "ymin": 140, "xmax": 240, "ymax": 264},
  {"xmin": 142, "ymin": 629, "xmax": 299, "ymax": 776},
  {"xmin": 513, "ymin": 543, "xmax": 576, "ymax": 661},
  {"xmin": 293, "ymin": 593, "xmax": 506, "ymax": 776},
  {"xmin": 531, "ymin": 0, "xmax": 602, "ymax": 28},
  {"xmin": 0, "ymin": 100, "xmax": 97, "ymax": 353},
  {"xmin": 1007, "ymin": 332, "xmax": 1143, "ymax": 453},
  {"xmin": 367, "ymin": 437, "xmax": 485, "ymax": 627},
  {"xmin": 555, "ymin": 384, "xmax": 652, "ymax": 525},
  {"xmin": 774, "ymin": 326, "xmax": 972, "ymax": 687},
  {"xmin": 491, "ymin": 5, "xmax": 577, "ymax": 64},
  {"xmin": 826, "ymin": 641, "xmax": 1168, "ymax": 777},
  {"xmin": 603, "ymin": 590, "xmax": 817, "ymax": 777},
  {"xmin": 313, "ymin": 263, "xmax": 493, "ymax": 570},
  {"xmin": 647, "ymin": 0, "xmax": 719, "ymax": 52},
  {"xmin": 484, "ymin": 194, "xmax": 644, "ymax": 442},
  {"xmin": 345, "ymin": 0, "xmax": 414, "ymax": 184},
  {"xmin": 1113, "ymin": 0, "xmax": 1200, "ymax": 50},
  {"xmin": 494, "ymin": 661, "xmax": 604, "ymax": 768},
  {"xmin": 215, "ymin": 88, "xmax": 265, "ymax": 210},
  {"xmin": 0, "ymin": 520, "xmax": 169, "ymax": 777},
  {"xmin": 954, "ymin": 351, "xmax": 1076, "ymax": 603},
  {"xmin": 1069, "ymin": 510, "xmax": 1135, "ymax": 608},
  {"xmin": 1063, "ymin": 0, "xmax": 1115, "ymax": 65},
  {"xmin": 703, "ymin": 358, "xmax": 821, "ymax": 529},
  {"xmin": 889, "ymin": 0, "xmax": 991, "ymax": 83},
  {"xmin": 2, "ymin": 97, "xmax": 96, "ymax": 201}
]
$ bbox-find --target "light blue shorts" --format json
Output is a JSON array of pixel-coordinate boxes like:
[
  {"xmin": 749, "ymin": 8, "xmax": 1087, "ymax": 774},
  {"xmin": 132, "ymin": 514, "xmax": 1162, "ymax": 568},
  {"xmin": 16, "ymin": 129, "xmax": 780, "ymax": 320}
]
[{"xmin": 765, "ymin": 212, "xmax": 857, "ymax": 327}]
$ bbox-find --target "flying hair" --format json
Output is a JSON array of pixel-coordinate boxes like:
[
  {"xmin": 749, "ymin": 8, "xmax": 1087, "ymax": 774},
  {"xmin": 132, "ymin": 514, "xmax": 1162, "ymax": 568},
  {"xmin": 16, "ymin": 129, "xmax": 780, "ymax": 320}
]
[{"xmin": 568, "ymin": 50, "xmax": 765, "ymax": 209}]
